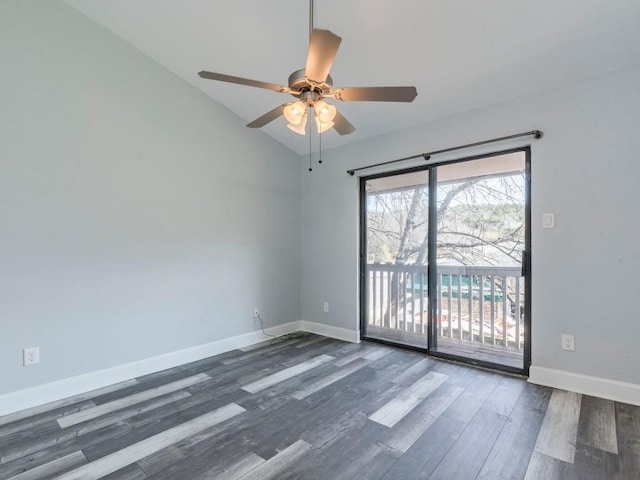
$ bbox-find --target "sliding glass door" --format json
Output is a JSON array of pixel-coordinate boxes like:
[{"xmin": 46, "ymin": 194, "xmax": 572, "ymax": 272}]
[
  {"xmin": 360, "ymin": 149, "xmax": 530, "ymax": 373},
  {"xmin": 431, "ymin": 152, "xmax": 528, "ymax": 370},
  {"xmin": 362, "ymin": 169, "xmax": 430, "ymax": 349}
]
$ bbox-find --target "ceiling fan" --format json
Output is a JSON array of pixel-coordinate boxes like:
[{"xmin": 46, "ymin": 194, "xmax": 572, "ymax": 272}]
[{"xmin": 198, "ymin": 0, "xmax": 417, "ymax": 136}]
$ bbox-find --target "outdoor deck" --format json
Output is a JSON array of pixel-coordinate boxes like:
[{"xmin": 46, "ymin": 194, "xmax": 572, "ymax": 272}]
[
  {"xmin": 365, "ymin": 325, "xmax": 523, "ymax": 369},
  {"xmin": 365, "ymin": 263, "xmax": 525, "ymax": 369}
]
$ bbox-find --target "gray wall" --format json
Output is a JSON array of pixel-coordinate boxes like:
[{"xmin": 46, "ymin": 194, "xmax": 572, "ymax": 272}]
[
  {"xmin": 0, "ymin": 1, "xmax": 301, "ymax": 394},
  {"xmin": 301, "ymin": 63, "xmax": 640, "ymax": 385}
]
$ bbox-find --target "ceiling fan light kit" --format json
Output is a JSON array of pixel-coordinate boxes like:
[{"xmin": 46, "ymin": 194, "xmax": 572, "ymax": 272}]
[
  {"xmin": 315, "ymin": 100, "xmax": 334, "ymax": 119},
  {"xmin": 197, "ymin": 1, "xmax": 417, "ymax": 140},
  {"xmin": 283, "ymin": 101, "xmax": 306, "ymax": 126},
  {"xmin": 315, "ymin": 118, "xmax": 334, "ymax": 134},
  {"xmin": 287, "ymin": 110, "xmax": 309, "ymax": 135}
]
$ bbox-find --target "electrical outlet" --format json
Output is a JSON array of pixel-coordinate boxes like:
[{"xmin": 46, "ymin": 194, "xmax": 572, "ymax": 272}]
[
  {"xmin": 253, "ymin": 308, "xmax": 259, "ymax": 319},
  {"xmin": 23, "ymin": 346, "xmax": 40, "ymax": 366},
  {"xmin": 323, "ymin": 302, "xmax": 329, "ymax": 313},
  {"xmin": 561, "ymin": 334, "xmax": 575, "ymax": 351}
]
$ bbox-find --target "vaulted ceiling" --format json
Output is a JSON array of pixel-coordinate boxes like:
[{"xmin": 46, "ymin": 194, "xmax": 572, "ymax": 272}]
[{"xmin": 66, "ymin": 0, "xmax": 640, "ymax": 155}]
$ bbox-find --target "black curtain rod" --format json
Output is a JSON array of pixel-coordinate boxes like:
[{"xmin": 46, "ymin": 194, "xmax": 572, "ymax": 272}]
[{"xmin": 346, "ymin": 130, "xmax": 543, "ymax": 176}]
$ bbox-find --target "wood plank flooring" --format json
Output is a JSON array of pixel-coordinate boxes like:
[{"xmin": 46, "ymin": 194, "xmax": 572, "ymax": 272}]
[{"xmin": 1, "ymin": 335, "xmax": 638, "ymax": 479}]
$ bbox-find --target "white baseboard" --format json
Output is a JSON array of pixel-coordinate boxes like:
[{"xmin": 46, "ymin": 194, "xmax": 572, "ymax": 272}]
[
  {"xmin": 0, "ymin": 322, "xmax": 299, "ymax": 418},
  {"xmin": 0, "ymin": 321, "xmax": 359, "ymax": 418},
  {"xmin": 300, "ymin": 320, "xmax": 360, "ymax": 344},
  {"xmin": 528, "ymin": 365, "xmax": 640, "ymax": 406}
]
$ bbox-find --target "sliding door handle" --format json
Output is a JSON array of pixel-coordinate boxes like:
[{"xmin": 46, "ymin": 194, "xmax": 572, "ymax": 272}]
[{"xmin": 521, "ymin": 250, "xmax": 528, "ymax": 277}]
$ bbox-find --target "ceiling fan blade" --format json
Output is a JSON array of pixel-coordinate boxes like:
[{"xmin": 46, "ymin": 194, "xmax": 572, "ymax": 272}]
[
  {"xmin": 246, "ymin": 104, "xmax": 286, "ymax": 128},
  {"xmin": 333, "ymin": 86, "xmax": 418, "ymax": 102},
  {"xmin": 333, "ymin": 109, "xmax": 356, "ymax": 135},
  {"xmin": 305, "ymin": 29, "xmax": 342, "ymax": 84},
  {"xmin": 198, "ymin": 71, "xmax": 286, "ymax": 92}
]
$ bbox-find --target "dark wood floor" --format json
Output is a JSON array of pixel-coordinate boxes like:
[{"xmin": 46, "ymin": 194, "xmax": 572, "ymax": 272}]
[{"xmin": 0, "ymin": 335, "xmax": 638, "ymax": 479}]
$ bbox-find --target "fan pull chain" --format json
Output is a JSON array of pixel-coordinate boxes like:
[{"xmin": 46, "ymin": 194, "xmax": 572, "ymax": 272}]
[
  {"xmin": 308, "ymin": 119, "xmax": 313, "ymax": 172},
  {"xmin": 318, "ymin": 130, "xmax": 322, "ymax": 164}
]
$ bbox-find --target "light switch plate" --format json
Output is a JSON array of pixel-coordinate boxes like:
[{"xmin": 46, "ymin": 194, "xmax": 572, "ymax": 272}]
[{"xmin": 542, "ymin": 213, "xmax": 555, "ymax": 229}]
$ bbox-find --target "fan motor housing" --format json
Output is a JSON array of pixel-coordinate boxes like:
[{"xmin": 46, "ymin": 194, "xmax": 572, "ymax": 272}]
[{"xmin": 288, "ymin": 68, "xmax": 333, "ymax": 96}]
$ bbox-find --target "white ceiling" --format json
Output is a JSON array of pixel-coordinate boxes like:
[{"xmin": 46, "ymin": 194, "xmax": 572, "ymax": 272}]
[{"xmin": 66, "ymin": 0, "xmax": 640, "ymax": 155}]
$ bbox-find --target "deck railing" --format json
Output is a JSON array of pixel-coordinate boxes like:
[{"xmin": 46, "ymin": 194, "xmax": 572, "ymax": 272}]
[{"xmin": 366, "ymin": 263, "xmax": 524, "ymax": 350}]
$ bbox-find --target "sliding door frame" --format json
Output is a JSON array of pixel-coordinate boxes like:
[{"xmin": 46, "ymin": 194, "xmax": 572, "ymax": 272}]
[{"xmin": 359, "ymin": 146, "xmax": 531, "ymax": 376}]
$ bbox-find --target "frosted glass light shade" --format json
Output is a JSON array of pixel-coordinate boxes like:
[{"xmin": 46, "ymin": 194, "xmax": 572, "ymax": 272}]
[
  {"xmin": 315, "ymin": 118, "xmax": 334, "ymax": 133},
  {"xmin": 314, "ymin": 100, "xmax": 336, "ymax": 124},
  {"xmin": 314, "ymin": 100, "xmax": 336, "ymax": 133},
  {"xmin": 284, "ymin": 101, "xmax": 306, "ymax": 125},
  {"xmin": 287, "ymin": 110, "xmax": 308, "ymax": 135}
]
